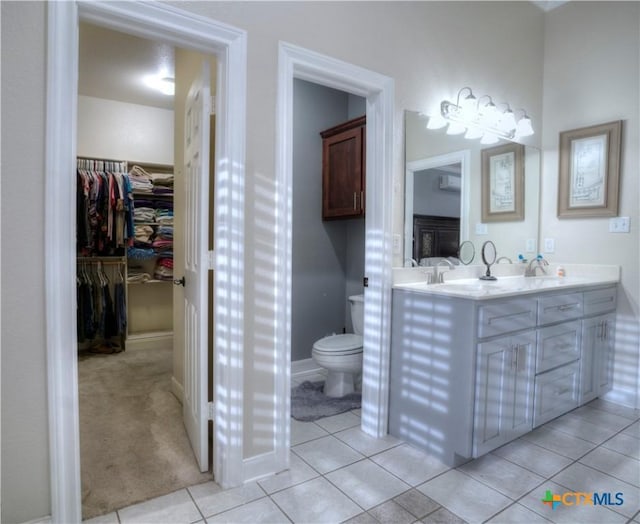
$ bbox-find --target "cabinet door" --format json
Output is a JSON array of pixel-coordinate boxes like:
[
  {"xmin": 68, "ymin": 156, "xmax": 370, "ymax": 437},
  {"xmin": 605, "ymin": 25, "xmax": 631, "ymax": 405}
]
[
  {"xmin": 580, "ymin": 315, "xmax": 612, "ymax": 404},
  {"xmin": 599, "ymin": 313, "xmax": 615, "ymax": 394},
  {"xmin": 322, "ymin": 124, "xmax": 364, "ymax": 219},
  {"xmin": 473, "ymin": 331, "xmax": 535, "ymax": 456}
]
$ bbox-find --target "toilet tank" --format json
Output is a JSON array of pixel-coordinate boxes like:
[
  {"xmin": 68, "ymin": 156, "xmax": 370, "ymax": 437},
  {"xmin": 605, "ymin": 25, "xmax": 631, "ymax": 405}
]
[{"xmin": 349, "ymin": 294, "xmax": 365, "ymax": 335}]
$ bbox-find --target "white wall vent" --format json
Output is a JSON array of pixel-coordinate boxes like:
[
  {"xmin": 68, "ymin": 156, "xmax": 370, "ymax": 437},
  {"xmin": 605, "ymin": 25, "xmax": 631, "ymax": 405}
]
[{"xmin": 439, "ymin": 174, "xmax": 461, "ymax": 192}]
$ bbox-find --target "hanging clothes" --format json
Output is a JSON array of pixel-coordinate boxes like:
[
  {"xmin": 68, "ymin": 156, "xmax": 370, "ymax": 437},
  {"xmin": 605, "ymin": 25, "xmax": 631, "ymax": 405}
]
[
  {"xmin": 76, "ymin": 260, "xmax": 126, "ymax": 352},
  {"xmin": 76, "ymin": 159, "xmax": 134, "ymax": 257}
]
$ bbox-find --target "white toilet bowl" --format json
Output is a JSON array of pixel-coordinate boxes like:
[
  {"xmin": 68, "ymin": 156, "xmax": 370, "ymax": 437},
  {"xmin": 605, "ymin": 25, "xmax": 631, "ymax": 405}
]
[{"xmin": 312, "ymin": 295, "xmax": 364, "ymax": 398}]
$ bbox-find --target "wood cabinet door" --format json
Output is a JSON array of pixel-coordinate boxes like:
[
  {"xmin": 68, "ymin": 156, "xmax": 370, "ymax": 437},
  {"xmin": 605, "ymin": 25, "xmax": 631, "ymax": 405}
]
[{"xmin": 321, "ymin": 119, "xmax": 365, "ymax": 219}]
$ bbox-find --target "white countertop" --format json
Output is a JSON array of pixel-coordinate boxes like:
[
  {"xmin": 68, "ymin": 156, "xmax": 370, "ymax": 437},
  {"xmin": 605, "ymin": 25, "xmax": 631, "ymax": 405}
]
[{"xmin": 392, "ymin": 264, "xmax": 620, "ymax": 300}]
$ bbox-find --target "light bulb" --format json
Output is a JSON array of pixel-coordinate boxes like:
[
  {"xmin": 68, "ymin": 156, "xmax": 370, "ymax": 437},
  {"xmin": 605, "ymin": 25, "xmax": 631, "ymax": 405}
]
[
  {"xmin": 479, "ymin": 102, "xmax": 499, "ymax": 129},
  {"xmin": 481, "ymin": 133, "xmax": 500, "ymax": 145},
  {"xmin": 460, "ymin": 92, "xmax": 477, "ymax": 121},
  {"xmin": 498, "ymin": 109, "xmax": 517, "ymax": 132},
  {"xmin": 446, "ymin": 122, "xmax": 466, "ymax": 135},
  {"xmin": 516, "ymin": 116, "xmax": 534, "ymax": 137},
  {"xmin": 464, "ymin": 127, "xmax": 484, "ymax": 140},
  {"xmin": 426, "ymin": 114, "xmax": 447, "ymax": 130}
]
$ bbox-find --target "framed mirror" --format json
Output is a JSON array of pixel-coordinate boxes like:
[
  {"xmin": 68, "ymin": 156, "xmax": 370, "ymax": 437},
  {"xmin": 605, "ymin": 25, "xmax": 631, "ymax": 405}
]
[{"xmin": 404, "ymin": 111, "xmax": 541, "ymax": 265}]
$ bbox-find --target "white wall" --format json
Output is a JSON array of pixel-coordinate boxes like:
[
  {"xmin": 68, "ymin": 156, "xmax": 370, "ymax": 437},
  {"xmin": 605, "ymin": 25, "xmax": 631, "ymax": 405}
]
[
  {"xmin": 1, "ymin": 3, "xmax": 51, "ymax": 522},
  {"xmin": 77, "ymin": 96, "xmax": 174, "ymax": 164},
  {"xmin": 540, "ymin": 2, "xmax": 640, "ymax": 407},
  {"xmin": 2, "ymin": 2, "xmax": 547, "ymax": 521}
]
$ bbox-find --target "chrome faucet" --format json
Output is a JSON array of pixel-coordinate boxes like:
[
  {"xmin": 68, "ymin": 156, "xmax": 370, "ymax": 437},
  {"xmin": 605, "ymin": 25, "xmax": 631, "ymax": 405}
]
[
  {"xmin": 525, "ymin": 256, "xmax": 549, "ymax": 276},
  {"xmin": 404, "ymin": 258, "xmax": 419, "ymax": 267},
  {"xmin": 435, "ymin": 258, "xmax": 455, "ymax": 283}
]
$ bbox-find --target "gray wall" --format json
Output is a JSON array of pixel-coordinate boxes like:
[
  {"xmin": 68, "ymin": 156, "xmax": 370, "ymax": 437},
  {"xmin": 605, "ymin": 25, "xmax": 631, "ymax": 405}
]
[
  {"xmin": 413, "ymin": 168, "xmax": 461, "ymax": 218},
  {"xmin": 292, "ymin": 79, "xmax": 365, "ymax": 362}
]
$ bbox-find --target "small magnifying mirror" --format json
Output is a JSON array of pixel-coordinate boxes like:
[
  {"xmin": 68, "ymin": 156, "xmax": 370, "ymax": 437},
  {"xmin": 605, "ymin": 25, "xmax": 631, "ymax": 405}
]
[
  {"xmin": 479, "ymin": 240, "xmax": 498, "ymax": 281},
  {"xmin": 458, "ymin": 241, "xmax": 475, "ymax": 266}
]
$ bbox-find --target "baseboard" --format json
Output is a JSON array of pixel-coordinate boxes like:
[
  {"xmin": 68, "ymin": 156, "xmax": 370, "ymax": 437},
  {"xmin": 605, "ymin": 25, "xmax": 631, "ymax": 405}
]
[
  {"xmin": 171, "ymin": 376, "xmax": 184, "ymax": 404},
  {"xmin": 20, "ymin": 517, "xmax": 52, "ymax": 524},
  {"xmin": 243, "ymin": 450, "xmax": 287, "ymax": 484},
  {"xmin": 126, "ymin": 331, "xmax": 173, "ymax": 351},
  {"xmin": 291, "ymin": 358, "xmax": 325, "ymax": 381}
]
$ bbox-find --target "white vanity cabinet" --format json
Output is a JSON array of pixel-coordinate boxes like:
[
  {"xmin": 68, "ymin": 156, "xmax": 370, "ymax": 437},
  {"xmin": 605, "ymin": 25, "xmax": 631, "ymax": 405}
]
[{"xmin": 389, "ymin": 282, "xmax": 617, "ymax": 466}]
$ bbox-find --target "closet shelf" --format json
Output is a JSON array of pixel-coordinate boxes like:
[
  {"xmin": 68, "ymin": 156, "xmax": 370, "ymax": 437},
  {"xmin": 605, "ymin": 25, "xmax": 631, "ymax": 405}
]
[
  {"xmin": 128, "ymin": 279, "xmax": 173, "ymax": 285},
  {"xmin": 132, "ymin": 192, "xmax": 173, "ymax": 198}
]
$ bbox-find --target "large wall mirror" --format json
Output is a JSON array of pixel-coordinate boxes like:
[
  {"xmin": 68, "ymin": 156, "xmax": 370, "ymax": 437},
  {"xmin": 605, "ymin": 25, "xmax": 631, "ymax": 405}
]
[{"xmin": 404, "ymin": 111, "xmax": 541, "ymax": 265}]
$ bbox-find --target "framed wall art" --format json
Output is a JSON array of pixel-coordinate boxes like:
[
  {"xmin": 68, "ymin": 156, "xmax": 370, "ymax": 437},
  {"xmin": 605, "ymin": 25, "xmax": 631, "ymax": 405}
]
[
  {"xmin": 557, "ymin": 120, "xmax": 622, "ymax": 218},
  {"xmin": 481, "ymin": 142, "xmax": 525, "ymax": 222}
]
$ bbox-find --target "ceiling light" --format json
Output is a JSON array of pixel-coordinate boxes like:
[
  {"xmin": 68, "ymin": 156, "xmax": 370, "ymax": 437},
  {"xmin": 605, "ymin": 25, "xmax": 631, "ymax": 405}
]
[{"xmin": 144, "ymin": 74, "xmax": 175, "ymax": 96}]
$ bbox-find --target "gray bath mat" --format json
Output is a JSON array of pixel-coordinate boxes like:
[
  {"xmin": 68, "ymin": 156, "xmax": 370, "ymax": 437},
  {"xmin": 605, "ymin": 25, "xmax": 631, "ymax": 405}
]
[{"xmin": 291, "ymin": 380, "xmax": 361, "ymax": 422}]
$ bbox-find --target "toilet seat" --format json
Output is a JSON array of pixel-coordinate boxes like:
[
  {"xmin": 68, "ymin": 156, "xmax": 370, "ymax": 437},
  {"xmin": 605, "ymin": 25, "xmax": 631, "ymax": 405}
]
[{"xmin": 312, "ymin": 334, "xmax": 363, "ymax": 355}]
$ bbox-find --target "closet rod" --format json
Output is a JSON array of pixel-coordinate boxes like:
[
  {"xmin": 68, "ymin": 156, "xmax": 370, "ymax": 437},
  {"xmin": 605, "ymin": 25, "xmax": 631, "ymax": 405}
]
[{"xmin": 77, "ymin": 257, "xmax": 125, "ymax": 264}]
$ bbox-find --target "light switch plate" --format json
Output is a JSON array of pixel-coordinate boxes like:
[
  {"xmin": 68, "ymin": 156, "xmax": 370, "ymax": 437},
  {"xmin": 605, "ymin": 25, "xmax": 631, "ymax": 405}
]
[
  {"xmin": 476, "ymin": 223, "xmax": 488, "ymax": 235},
  {"xmin": 525, "ymin": 238, "xmax": 536, "ymax": 253},
  {"xmin": 609, "ymin": 216, "xmax": 630, "ymax": 233},
  {"xmin": 393, "ymin": 234, "xmax": 402, "ymax": 254},
  {"xmin": 544, "ymin": 238, "xmax": 555, "ymax": 253}
]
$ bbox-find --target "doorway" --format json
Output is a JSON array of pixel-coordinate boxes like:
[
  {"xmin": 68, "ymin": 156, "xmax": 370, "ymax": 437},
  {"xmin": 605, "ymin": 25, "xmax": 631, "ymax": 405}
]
[
  {"xmin": 272, "ymin": 42, "xmax": 395, "ymax": 475},
  {"xmin": 75, "ymin": 22, "xmax": 217, "ymax": 518},
  {"xmin": 45, "ymin": 3, "xmax": 246, "ymax": 521}
]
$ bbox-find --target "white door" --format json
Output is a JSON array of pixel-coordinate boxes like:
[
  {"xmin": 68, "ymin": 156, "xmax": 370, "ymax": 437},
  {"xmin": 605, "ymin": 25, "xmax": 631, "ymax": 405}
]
[{"xmin": 183, "ymin": 61, "xmax": 211, "ymax": 472}]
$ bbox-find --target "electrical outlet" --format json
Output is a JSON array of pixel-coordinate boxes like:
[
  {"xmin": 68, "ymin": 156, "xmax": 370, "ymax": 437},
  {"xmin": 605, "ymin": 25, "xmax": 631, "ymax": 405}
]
[
  {"xmin": 609, "ymin": 216, "xmax": 630, "ymax": 233},
  {"xmin": 476, "ymin": 223, "xmax": 488, "ymax": 235},
  {"xmin": 525, "ymin": 238, "xmax": 536, "ymax": 253},
  {"xmin": 544, "ymin": 238, "xmax": 555, "ymax": 253}
]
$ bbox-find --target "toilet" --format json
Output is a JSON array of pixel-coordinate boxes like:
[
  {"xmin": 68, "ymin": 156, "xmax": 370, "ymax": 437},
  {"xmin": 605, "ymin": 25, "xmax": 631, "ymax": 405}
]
[{"xmin": 312, "ymin": 294, "xmax": 364, "ymax": 398}]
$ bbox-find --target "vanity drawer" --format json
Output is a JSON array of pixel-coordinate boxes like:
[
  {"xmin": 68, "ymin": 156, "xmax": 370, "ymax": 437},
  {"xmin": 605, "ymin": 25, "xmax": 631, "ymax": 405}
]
[
  {"xmin": 533, "ymin": 361, "xmax": 580, "ymax": 427},
  {"xmin": 477, "ymin": 298, "xmax": 537, "ymax": 339},
  {"xmin": 538, "ymin": 293, "xmax": 583, "ymax": 326},
  {"xmin": 583, "ymin": 286, "xmax": 617, "ymax": 316},
  {"xmin": 536, "ymin": 320, "xmax": 581, "ymax": 374}
]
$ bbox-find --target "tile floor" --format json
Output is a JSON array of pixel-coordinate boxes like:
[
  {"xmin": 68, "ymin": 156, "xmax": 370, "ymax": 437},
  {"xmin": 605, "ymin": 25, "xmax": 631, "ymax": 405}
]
[{"xmin": 85, "ymin": 395, "xmax": 640, "ymax": 524}]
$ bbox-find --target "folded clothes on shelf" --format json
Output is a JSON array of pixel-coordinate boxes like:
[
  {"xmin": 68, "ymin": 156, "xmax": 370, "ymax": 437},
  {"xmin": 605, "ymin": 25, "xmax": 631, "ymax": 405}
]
[{"xmin": 127, "ymin": 246, "xmax": 156, "ymax": 260}]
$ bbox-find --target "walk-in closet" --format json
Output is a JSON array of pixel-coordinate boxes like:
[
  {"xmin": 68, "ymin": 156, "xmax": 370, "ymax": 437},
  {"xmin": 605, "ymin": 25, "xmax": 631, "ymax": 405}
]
[{"xmin": 76, "ymin": 22, "xmax": 211, "ymax": 519}]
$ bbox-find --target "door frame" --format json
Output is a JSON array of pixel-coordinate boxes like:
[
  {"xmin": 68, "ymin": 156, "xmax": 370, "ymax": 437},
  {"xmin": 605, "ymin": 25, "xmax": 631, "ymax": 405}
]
[
  {"xmin": 45, "ymin": 2, "xmax": 246, "ymax": 521},
  {"xmin": 404, "ymin": 150, "xmax": 471, "ymax": 263},
  {"xmin": 273, "ymin": 42, "xmax": 395, "ymax": 471}
]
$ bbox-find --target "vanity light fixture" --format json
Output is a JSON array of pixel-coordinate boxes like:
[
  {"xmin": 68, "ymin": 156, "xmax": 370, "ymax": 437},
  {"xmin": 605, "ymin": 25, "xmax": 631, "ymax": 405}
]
[{"xmin": 428, "ymin": 87, "xmax": 535, "ymax": 142}]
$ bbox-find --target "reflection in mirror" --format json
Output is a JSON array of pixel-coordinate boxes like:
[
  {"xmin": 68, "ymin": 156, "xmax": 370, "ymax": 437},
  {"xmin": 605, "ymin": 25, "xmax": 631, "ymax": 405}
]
[
  {"xmin": 404, "ymin": 111, "xmax": 541, "ymax": 264},
  {"xmin": 480, "ymin": 240, "xmax": 498, "ymax": 280},
  {"xmin": 458, "ymin": 240, "xmax": 475, "ymax": 265}
]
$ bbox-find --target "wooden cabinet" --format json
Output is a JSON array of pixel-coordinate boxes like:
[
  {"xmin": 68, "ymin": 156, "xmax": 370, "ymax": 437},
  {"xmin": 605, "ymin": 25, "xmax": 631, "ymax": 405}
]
[
  {"xmin": 473, "ymin": 332, "xmax": 536, "ymax": 456},
  {"xmin": 320, "ymin": 116, "xmax": 365, "ymax": 220}
]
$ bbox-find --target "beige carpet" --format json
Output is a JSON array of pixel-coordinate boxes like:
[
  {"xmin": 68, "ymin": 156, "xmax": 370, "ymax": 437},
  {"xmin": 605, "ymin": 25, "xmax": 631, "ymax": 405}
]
[{"xmin": 78, "ymin": 346, "xmax": 211, "ymax": 520}]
